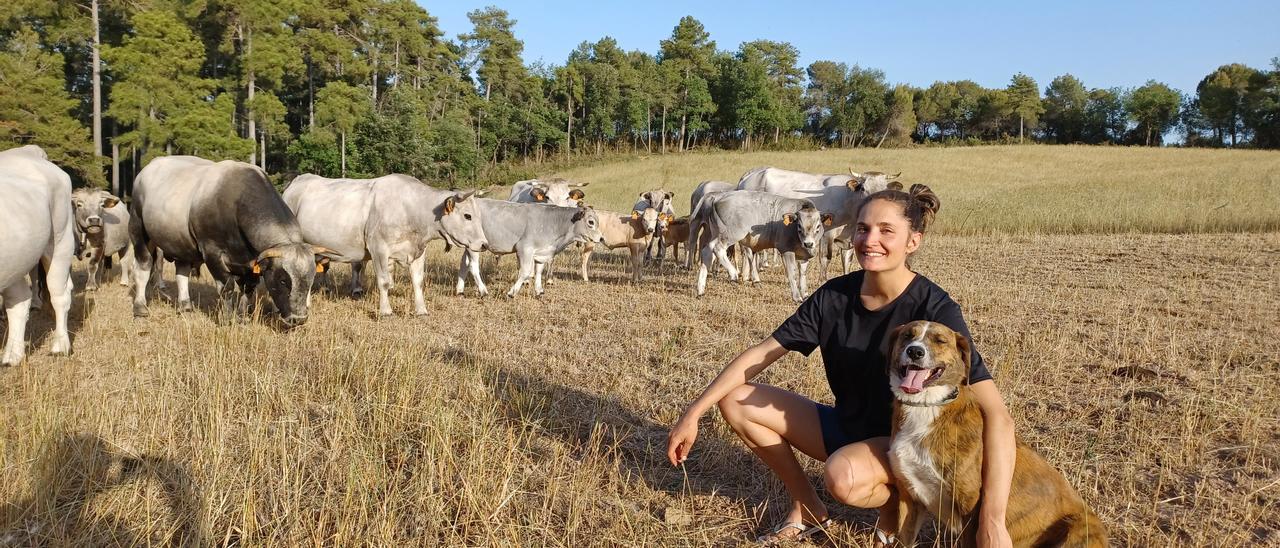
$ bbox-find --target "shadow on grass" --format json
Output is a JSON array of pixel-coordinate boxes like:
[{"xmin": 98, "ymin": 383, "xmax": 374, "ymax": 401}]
[{"xmin": 0, "ymin": 433, "xmax": 206, "ymax": 546}]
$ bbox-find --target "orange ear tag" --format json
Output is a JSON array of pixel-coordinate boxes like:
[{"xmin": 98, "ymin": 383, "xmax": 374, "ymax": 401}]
[
  {"xmin": 316, "ymin": 263, "xmax": 325, "ymax": 273},
  {"xmin": 252, "ymin": 263, "xmax": 261, "ymax": 274}
]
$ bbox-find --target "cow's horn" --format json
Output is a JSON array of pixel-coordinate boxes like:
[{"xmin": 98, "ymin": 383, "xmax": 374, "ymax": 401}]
[
  {"xmin": 309, "ymin": 245, "xmax": 336, "ymax": 256},
  {"xmin": 256, "ymin": 247, "xmax": 285, "ymax": 261},
  {"xmin": 888, "ymin": 172, "xmax": 902, "ymax": 180},
  {"xmin": 457, "ymin": 190, "xmax": 477, "ymax": 200},
  {"xmin": 849, "ymin": 166, "xmax": 863, "ymax": 178},
  {"xmin": 570, "ymin": 181, "xmax": 590, "ymax": 188}
]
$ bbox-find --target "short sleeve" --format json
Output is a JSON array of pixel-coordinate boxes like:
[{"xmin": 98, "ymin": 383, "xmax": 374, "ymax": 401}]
[
  {"xmin": 928, "ymin": 295, "xmax": 993, "ymax": 384},
  {"xmin": 770, "ymin": 289, "xmax": 824, "ymax": 356}
]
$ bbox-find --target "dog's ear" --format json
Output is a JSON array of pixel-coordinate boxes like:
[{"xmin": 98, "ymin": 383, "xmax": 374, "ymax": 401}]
[
  {"xmin": 955, "ymin": 334, "xmax": 973, "ymax": 384},
  {"xmin": 882, "ymin": 323, "xmax": 912, "ymax": 374}
]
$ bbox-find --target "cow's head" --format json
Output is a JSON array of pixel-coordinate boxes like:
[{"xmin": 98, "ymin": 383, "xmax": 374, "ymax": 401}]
[
  {"xmin": 533, "ymin": 179, "xmax": 589, "ymax": 207},
  {"xmin": 847, "ymin": 168, "xmax": 902, "ymax": 195},
  {"xmin": 656, "ymin": 212, "xmax": 675, "ymax": 236},
  {"xmin": 570, "ymin": 205, "xmax": 604, "ymax": 245},
  {"xmin": 640, "ymin": 189, "xmax": 673, "ymax": 210},
  {"xmin": 70, "ymin": 189, "xmax": 119, "ymax": 236},
  {"xmin": 630, "ymin": 207, "xmax": 660, "ymax": 236},
  {"xmin": 782, "ymin": 203, "xmax": 831, "ymax": 253},
  {"xmin": 252, "ymin": 243, "xmax": 332, "ymax": 327},
  {"xmin": 438, "ymin": 190, "xmax": 488, "ymax": 252}
]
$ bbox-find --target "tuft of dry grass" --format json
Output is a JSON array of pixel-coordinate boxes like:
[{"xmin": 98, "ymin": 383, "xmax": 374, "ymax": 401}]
[
  {"xmin": 2, "ymin": 147, "xmax": 1278, "ymax": 546},
  {"xmin": 550, "ymin": 145, "xmax": 1280, "ymax": 235}
]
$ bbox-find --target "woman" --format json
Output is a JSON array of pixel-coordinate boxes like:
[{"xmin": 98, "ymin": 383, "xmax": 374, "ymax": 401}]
[{"xmin": 666, "ymin": 184, "xmax": 1016, "ymax": 547}]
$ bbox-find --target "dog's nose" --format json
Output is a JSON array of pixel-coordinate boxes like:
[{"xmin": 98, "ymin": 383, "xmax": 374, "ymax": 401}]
[{"xmin": 906, "ymin": 345, "xmax": 925, "ymax": 360}]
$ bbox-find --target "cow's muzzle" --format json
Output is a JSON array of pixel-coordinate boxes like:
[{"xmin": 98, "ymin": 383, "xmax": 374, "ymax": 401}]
[
  {"xmin": 281, "ymin": 314, "xmax": 309, "ymax": 328},
  {"xmin": 86, "ymin": 216, "xmax": 103, "ymax": 233}
]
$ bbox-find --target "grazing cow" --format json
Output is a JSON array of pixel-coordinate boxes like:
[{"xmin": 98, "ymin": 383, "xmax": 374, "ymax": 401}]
[
  {"xmin": 694, "ymin": 191, "xmax": 831, "ymax": 303},
  {"xmin": 738, "ymin": 166, "xmax": 899, "ymax": 277},
  {"xmin": 635, "ymin": 189, "xmax": 675, "ymax": 261},
  {"xmin": 455, "ymin": 200, "xmax": 604, "ymax": 298},
  {"xmin": 580, "ymin": 207, "xmax": 660, "ymax": 282},
  {"xmin": 130, "ymin": 156, "xmax": 324, "ymax": 326},
  {"xmin": 0, "ymin": 145, "xmax": 75, "ymax": 365},
  {"xmin": 509, "ymin": 178, "xmax": 588, "ymax": 207},
  {"xmin": 70, "ymin": 188, "xmax": 134, "ymax": 290},
  {"xmin": 283, "ymin": 173, "xmax": 488, "ymax": 317}
]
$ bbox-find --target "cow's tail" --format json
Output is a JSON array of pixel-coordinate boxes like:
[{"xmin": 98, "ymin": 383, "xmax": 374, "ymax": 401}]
[{"xmin": 687, "ymin": 193, "xmax": 714, "ymax": 256}]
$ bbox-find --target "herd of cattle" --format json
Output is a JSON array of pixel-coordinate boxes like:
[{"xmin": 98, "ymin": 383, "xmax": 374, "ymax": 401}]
[{"xmin": 0, "ymin": 143, "xmax": 902, "ymax": 366}]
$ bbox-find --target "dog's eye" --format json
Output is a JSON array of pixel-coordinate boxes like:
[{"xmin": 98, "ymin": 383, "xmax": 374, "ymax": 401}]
[{"xmin": 932, "ymin": 335, "xmax": 947, "ymax": 344}]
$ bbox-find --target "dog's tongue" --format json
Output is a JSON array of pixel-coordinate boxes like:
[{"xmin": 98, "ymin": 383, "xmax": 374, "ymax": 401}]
[{"xmin": 901, "ymin": 367, "xmax": 931, "ymax": 394}]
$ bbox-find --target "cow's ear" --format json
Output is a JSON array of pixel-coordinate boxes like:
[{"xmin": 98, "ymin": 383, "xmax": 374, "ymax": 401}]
[
  {"xmin": 531, "ymin": 188, "xmax": 547, "ymax": 202},
  {"xmin": 782, "ymin": 213, "xmax": 795, "ymax": 226},
  {"xmin": 251, "ymin": 258, "xmax": 270, "ymax": 274},
  {"xmin": 631, "ymin": 210, "xmax": 641, "ymax": 220},
  {"xmin": 102, "ymin": 197, "xmax": 120, "ymax": 209},
  {"xmin": 572, "ymin": 208, "xmax": 586, "ymax": 222},
  {"xmin": 822, "ymin": 213, "xmax": 833, "ymax": 226},
  {"xmin": 847, "ymin": 179, "xmax": 865, "ymax": 192},
  {"xmin": 444, "ymin": 196, "xmax": 457, "ymax": 214},
  {"xmin": 569, "ymin": 189, "xmax": 585, "ymax": 201},
  {"xmin": 315, "ymin": 256, "xmax": 330, "ymax": 273},
  {"xmin": 664, "ymin": 191, "xmax": 673, "ymax": 201}
]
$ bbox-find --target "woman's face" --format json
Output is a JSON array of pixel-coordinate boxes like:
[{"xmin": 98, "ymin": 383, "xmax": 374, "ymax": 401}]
[{"xmin": 854, "ymin": 199, "xmax": 922, "ymax": 273}]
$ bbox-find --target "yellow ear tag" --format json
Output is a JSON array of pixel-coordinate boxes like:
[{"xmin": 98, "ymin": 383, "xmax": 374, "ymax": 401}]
[
  {"xmin": 252, "ymin": 262, "xmax": 261, "ymax": 274},
  {"xmin": 316, "ymin": 263, "xmax": 325, "ymax": 273},
  {"xmin": 782, "ymin": 216, "xmax": 792, "ymax": 226}
]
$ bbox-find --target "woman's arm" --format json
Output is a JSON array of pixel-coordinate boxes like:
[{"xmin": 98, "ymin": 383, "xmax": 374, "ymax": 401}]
[
  {"xmin": 970, "ymin": 379, "xmax": 1016, "ymax": 548},
  {"xmin": 665, "ymin": 336, "xmax": 790, "ymax": 466}
]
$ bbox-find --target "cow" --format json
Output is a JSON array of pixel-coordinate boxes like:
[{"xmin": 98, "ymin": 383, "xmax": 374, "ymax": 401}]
[
  {"xmin": 737, "ymin": 166, "xmax": 899, "ymax": 278},
  {"xmin": 0, "ymin": 145, "xmax": 75, "ymax": 365},
  {"xmin": 70, "ymin": 188, "xmax": 134, "ymax": 290},
  {"xmin": 579, "ymin": 207, "xmax": 660, "ymax": 283},
  {"xmin": 509, "ymin": 178, "xmax": 589, "ymax": 207},
  {"xmin": 635, "ymin": 189, "xmax": 676, "ymax": 262},
  {"xmin": 129, "ymin": 156, "xmax": 325, "ymax": 326},
  {"xmin": 454, "ymin": 200, "xmax": 604, "ymax": 298},
  {"xmin": 659, "ymin": 215, "xmax": 690, "ymax": 268},
  {"xmin": 283, "ymin": 173, "xmax": 488, "ymax": 317},
  {"xmin": 689, "ymin": 180, "xmax": 734, "ymax": 215},
  {"xmin": 693, "ymin": 191, "xmax": 831, "ymax": 303}
]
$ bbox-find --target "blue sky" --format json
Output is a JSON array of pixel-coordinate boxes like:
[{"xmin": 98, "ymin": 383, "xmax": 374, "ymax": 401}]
[{"xmin": 417, "ymin": 0, "xmax": 1278, "ymax": 96}]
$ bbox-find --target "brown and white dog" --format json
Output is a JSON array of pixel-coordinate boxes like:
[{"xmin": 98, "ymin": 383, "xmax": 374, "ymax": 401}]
[{"xmin": 885, "ymin": 321, "xmax": 1106, "ymax": 547}]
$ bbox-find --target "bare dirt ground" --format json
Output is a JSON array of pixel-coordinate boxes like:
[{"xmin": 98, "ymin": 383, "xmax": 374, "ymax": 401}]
[{"xmin": 2, "ymin": 230, "xmax": 1277, "ymax": 546}]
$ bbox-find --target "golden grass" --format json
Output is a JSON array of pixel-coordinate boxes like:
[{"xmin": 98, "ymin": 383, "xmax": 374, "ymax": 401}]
[
  {"xmin": 551, "ymin": 145, "xmax": 1280, "ymax": 235},
  {"xmin": 2, "ymin": 147, "xmax": 1278, "ymax": 546}
]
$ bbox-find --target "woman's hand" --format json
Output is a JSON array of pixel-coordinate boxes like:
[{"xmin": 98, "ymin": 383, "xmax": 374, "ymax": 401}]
[{"xmin": 666, "ymin": 414, "xmax": 699, "ymax": 466}]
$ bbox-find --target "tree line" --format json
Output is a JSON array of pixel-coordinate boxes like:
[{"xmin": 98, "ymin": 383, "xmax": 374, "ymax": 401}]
[{"xmin": 2, "ymin": 2, "xmax": 1278, "ymax": 192}]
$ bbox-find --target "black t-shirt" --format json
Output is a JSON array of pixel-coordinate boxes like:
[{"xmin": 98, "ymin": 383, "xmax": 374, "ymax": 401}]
[{"xmin": 771, "ymin": 270, "xmax": 992, "ymax": 440}]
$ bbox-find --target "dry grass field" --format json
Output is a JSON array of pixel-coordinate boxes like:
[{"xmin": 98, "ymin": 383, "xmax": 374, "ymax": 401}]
[{"xmin": 2, "ymin": 146, "xmax": 1279, "ymax": 546}]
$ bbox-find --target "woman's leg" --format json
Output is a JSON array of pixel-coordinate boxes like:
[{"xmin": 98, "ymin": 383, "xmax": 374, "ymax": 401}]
[
  {"xmin": 824, "ymin": 437, "xmax": 898, "ymax": 539},
  {"xmin": 717, "ymin": 383, "xmax": 829, "ymax": 527}
]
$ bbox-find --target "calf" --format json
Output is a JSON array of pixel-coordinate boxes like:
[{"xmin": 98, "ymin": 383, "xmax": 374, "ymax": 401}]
[
  {"xmin": 70, "ymin": 188, "xmax": 133, "ymax": 290},
  {"xmin": 455, "ymin": 200, "xmax": 604, "ymax": 298},
  {"xmin": 635, "ymin": 189, "xmax": 675, "ymax": 262},
  {"xmin": 580, "ymin": 207, "xmax": 660, "ymax": 282},
  {"xmin": 694, "ymin": 191, "xmax": 831, "ymax": 303}
]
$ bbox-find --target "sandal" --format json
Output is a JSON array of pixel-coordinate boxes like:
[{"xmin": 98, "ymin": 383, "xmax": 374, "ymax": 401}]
[{"xmin": 755, "ymin": 518, "xmax": 833, "ymax": 545}]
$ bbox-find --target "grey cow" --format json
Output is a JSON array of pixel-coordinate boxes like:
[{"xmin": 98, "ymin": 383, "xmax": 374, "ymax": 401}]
[
  {"xmin": 693, "ymin": 191, "xmax": 831, "ymax": 303},
  {"xmin": 130, "ymin": 156, "xmax": 324, "ymax": 326},
  {"xmin": 454, "ymin": 199, "xmax": 604, "ymax": 298},
  {"xmin": 738, "ymin": 166, "xmax": 898, "ymax": 277},
  {"xmin": 70, "ymin": 188, "xmax": 134, "ymax": 290}
]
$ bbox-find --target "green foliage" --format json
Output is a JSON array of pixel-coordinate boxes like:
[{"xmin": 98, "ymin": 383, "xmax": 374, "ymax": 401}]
[
  {"xmin": 0, "ymin": 26, "xmax": 102, "ymax": 185},
  {"xmin": 1083, "ymin": 88, "xmax": 1127, "ymax": 144},
  {"xmin": 1126, "ymin": 81, "xmax": 1181, "ymax": 146},
  {"xmin": 1042, "ymin": 74, "xmax": 1089, "ymax": 143}
]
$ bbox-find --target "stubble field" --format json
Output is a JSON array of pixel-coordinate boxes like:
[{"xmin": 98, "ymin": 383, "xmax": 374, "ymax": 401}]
[{"xmin": 2, "ymin": 146, "xmax": 1278, "ymax": 546}]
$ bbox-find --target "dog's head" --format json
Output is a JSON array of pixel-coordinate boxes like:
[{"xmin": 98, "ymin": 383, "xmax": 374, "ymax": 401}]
[{"xmin": 886, "ymin": 321, "xmax": 971, "ymax": 404}]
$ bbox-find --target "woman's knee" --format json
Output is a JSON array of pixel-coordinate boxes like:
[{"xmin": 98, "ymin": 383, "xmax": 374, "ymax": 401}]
[
  {"xmin": 824, "ymin": 444, "xmax": 891, "ymax": 507},
  {"xmin": 715, "ymin": 383, "xmax": 757, "ymax": 424}
]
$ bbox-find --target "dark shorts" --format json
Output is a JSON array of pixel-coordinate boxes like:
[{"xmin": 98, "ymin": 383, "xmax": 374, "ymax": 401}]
[{"xmin": 815, "ymin": 402, "xmax": 861, "ymax": 457}]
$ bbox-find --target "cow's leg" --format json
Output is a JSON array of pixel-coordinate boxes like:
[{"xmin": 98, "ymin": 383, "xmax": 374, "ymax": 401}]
[
  {"xmin": 454, "ymin": 251, "xmax": 470, "ymax": 296},
  {"xmin": 799, "ymin": 259, "xmax": 810, "ymax": 298},
  {"xmin": 696, "ymin": 246, "xmax": 712, "ymax": 297},
  {"xmin": 409, "ymin": 251, "xmax": 428, "ymax": 316},
  {"xmin": 631, "ymin": 244, "xmax": 645, "ymax": 282},
  {"xmin": 85, "ymin": 252, "xmax": 101, "ymax": 291},
  {"xmin": 1, "ymin": 281, "xmax": 32, "ymax": 366},
  {"xmin": 372, "ymin": 252, "xmax": 394, "ymax": 317},
  {"xmin": 119, "ymin": 248, "xmax": 134, "ymax": 287},
  {"xmin": 580, "ymin": 247, "xmax": 592, "ymax": 282},
  {"xmin": 817, "ymin": 236, "xmax": 832, "ymax": 282},
  {"xmin": 28, "ymin": 265, "xmax": 44, "ymax": 311},
  {"xmin": 42, "ymin": 252, "xmax": 72, "ymax": 356},
  {"xmin": 237, "ymin": 276, "xmax": 258, "ymax": 319},
  {"xmin": 533, "ymin": 261, "xmax": 546, "ymax": 296},
  {"xmin": 129, "ymin": 211, "xmax": 154, "ymax": 317},
  {"xmin": 350, "ymin": 261, "xmax": 366, "ymax": 299},
  {"xmin": 740, "ymin": 248, "xmax": 755, "ymax": 285},
  {"xmin": 783, "ymin": 252, "xmax": 802, "ymax": 303},
  {"xmin": 175, "ymin": 263, "xmax": 194, "ymax": 313},
  {"xmin": 469, "ymin": 251, "xmax": 488, "ymax": 297},
  {"xmin": 506, "ymin": 252, "xmax": 534, "ymax": 298},
  {"xmin": 714, "ymin": 240, "xmax": 739, "ymax": 282}
]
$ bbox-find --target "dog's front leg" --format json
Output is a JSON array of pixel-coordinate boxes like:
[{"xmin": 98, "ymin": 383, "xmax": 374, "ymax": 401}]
[{"xmin": 894, "ymin": 487, "xmax": 928, "ymax": 546}]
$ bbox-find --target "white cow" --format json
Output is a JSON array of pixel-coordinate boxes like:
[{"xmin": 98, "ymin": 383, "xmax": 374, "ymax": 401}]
[
  {"xmin": 509, "ymin": 178, "xmax": 589, "ymax": 207},
  {"xmin": 737, "ymin": 167, "xmax": 899, "ymax": 277},
  {"xmin": 70, "ymin": 188, "xmax": 134, "ymax": 290},
  {"xmin": 0, "ymin": 145, "xmax": 75, "ymax": 365},
  {"xmin": 283, "ymin": 174, "xmax": 488, "ymax": 317}
]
